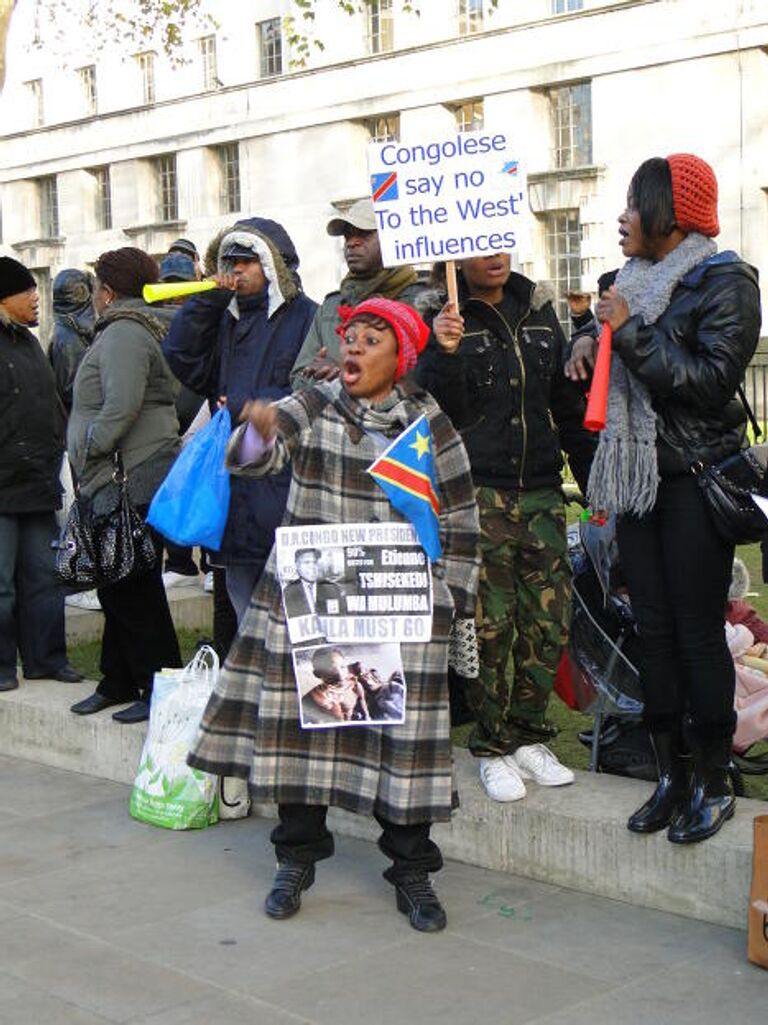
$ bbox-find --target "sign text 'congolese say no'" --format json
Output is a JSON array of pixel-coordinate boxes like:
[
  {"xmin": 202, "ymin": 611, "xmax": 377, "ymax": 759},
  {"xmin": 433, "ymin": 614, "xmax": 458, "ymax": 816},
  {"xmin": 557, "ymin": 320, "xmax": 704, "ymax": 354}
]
[{"xmin": 368, "ymin": 130, "xmax": 529, "ymax": 267}]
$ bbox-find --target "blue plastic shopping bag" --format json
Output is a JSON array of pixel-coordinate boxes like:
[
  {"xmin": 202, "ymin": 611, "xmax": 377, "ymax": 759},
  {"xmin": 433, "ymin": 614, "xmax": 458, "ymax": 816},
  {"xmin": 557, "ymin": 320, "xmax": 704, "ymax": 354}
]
[{"xmin": 147, "ymin": 407, "xmax": 231, "ymax": 550}]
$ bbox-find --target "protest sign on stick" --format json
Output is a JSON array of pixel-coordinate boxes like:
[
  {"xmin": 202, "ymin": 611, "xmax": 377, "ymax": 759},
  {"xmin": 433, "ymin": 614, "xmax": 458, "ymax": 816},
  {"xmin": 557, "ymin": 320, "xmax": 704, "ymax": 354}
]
[{"xmin": 368, "ymin": 129, "xmax": 529, "ymax": 307}]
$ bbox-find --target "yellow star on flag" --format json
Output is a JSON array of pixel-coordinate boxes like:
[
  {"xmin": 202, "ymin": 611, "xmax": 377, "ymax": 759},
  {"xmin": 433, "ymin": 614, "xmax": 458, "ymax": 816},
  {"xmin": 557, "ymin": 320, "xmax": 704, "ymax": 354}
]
[{"xmin": 410, "ymin": 430, "xmax": 430, "ymax": 460}]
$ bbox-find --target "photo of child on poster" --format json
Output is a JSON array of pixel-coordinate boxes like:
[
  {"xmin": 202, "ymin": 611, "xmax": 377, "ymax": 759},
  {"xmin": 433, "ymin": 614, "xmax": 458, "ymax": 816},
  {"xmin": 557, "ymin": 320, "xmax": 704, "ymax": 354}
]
[
  {"xmin": 293, "ymin": 643, "xmax": 406, "ymax": 729},
  {"xmin": 276, "ymin": 523, "xmax": 433, "ymax": 646}
]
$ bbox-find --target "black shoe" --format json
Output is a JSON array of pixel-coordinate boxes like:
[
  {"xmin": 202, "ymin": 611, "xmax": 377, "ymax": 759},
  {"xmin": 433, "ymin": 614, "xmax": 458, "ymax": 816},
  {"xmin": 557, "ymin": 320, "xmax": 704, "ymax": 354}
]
[
  {"xmin": 627, "ymin": 732, "xmax": 688, "ymax": 834},
  {"xmin": 264, "ymin": 862, "xmax": 315, "ymax": 920},
  {"xmin": 71, "ymin": 692, "xmax": 122, "ymax": 715},
  {"xmin": 667, "ymin": 734, "xmax": 736, "ymax": 844},
  {"xmin": 112, "ymin": 700, "xmax": 150, "ymax": 724},
  {"xmin": 0, "ymin": 677, "xmax": 19, "ymax": 692},
  {"xmin": 27, "ymin": 664, "xmax": 85, "ymax": 683},
  {"xmin": 392, "ymin": 872, "xmax": 447, "ymax": 933}
]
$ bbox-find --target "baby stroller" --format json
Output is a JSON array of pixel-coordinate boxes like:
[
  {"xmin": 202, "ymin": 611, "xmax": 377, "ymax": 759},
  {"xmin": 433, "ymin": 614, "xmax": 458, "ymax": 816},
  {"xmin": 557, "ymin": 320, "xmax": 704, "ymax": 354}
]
[
  {"xmin": 559, "ymin": 517, "xmax": 652, "ymax": 780},
  {"xmin": 560, "ymin": 516, "xmax": 768, "ymax": 794}
]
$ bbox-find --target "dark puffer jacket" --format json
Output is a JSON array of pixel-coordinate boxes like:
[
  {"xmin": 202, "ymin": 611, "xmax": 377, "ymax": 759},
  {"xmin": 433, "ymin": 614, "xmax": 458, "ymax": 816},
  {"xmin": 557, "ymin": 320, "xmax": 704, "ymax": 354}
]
[
  {"xmin": 163, "ymin": 218, "xmax": 317, "ymax": 565},
  {"xmin": 415, "ymin": 271, "xmax": 596, "ymax": 495},
  {"xmin": 611, "ymin": 252, "xmax": 762, "ymax": 476},
  {"xmin": 0, "ymin": 316, "xmax": 65, "ymax": 514}
]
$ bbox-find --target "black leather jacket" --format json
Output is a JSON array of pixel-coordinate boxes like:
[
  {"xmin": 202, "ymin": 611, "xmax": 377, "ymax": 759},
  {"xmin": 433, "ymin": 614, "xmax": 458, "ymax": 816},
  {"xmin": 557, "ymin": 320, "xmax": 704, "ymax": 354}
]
[
  {"xmin": 611, "ymin": 253, "xmax": 762, "ymax": 476},
  {"xmin": 415, "ymin": 272, "xmax": 596, "ymax": 494}
]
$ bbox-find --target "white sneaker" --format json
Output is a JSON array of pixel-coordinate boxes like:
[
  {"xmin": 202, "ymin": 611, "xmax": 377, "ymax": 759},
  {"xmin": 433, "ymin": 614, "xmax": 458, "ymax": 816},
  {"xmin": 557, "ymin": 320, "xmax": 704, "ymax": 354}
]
[
  {"xmin": 478, "ymin": 756, "xmax": 526, "ymax": 802},
  {"xmin": 65, "ymin": 589, "xmax": 101, "ymax": 611},
  {"xmin": 203, "ymin": 571, "xmax": 214, "ymax": 593},
  {"xmin": 512, "ymin": 744, "xmax": 575, "ymax": 787},
  {"xmin": 162, "ymin": 570, "xmax": 198, "ymax": 589}
]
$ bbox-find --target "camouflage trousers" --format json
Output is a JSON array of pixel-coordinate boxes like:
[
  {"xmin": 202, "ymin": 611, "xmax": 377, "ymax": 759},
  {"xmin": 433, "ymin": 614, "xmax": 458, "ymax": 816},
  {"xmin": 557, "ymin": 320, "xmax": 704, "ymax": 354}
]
[{"xmin": 467, "ymin": 486, "xmax": 570, "ymax": 757}]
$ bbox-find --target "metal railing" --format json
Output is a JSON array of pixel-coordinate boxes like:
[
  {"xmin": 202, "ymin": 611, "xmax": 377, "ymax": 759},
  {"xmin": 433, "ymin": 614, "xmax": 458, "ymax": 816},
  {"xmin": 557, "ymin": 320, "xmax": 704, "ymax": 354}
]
[{"xmin": 744, "ymin": 342, "xmax": 768, "ymax": 434}]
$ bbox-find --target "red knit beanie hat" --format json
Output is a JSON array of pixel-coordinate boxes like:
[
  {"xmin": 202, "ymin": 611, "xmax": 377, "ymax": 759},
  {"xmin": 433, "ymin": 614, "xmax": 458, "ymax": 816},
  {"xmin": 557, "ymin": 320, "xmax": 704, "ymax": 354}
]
[
  {"xmin": 666, "ymin": 154, "xmax": 720, "ymax": 237},
  {"xmin": 337, "ymin": 297, "xmax": 430, "ymax": 381}
]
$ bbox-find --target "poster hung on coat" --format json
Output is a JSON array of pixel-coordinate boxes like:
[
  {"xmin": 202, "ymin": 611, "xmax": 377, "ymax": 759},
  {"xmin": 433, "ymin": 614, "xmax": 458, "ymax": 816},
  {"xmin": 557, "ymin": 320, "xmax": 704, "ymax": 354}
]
[
  {"xmin": 275, "ymin": 522, "xmax": 433, "ymax": 645},
  {"xmin": 292, "ymin": 642, "xmax": 406, "ymax": 729}
]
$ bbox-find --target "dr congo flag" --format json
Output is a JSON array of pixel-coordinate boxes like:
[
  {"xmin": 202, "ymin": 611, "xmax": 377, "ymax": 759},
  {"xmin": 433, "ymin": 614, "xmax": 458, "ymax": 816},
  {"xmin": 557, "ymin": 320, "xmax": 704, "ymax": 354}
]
[{"xmin": 367, "ymin": 414, "xmax": 442, "ymax": 561}]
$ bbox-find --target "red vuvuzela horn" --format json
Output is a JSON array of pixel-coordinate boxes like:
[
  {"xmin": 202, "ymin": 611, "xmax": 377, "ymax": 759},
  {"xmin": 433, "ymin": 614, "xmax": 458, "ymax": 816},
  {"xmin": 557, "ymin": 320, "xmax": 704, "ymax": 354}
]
[{"xmin": 583, "ymin": 323, "xmax": 612, "ymax": 432}]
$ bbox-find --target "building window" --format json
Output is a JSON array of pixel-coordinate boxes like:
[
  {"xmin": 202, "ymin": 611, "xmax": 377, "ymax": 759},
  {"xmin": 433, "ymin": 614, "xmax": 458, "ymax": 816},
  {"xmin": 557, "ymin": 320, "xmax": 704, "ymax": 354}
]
[
  {"xmin": 39, "ymin": 176, "xmax": 59, "ymax": 237},
  {"xmin": 458, "ymin": 0, "xmax": 484, "ymax": 36},
  {"xmin": 137, "ymin": 51, "xmax": 156, "ymax": 105},
  {"xmin": 454, "ymin": 99, "xmax": 484, "ymax": 133},
  {"xmin": 78, "ymin": 65, "xmax": 97, "ymax": 115},
  {"xmin": 256, "ymin": 18, "xmax": 282, "ymax": 77},
  {"xmin": 552, "ymin": 0, "xmax": 584, "ymax": 12},
  {"xmin": 549, "ymin": 81, "xmax": 592, "ymax": 169},
  {"xmin": 155, "ymin": 154, "xmax": 178, "ymax": 222},
  {"xmin": 544, "ymin": 210, "xmax": 581, "ymax": 329},
  {"xmin": 218, "ymin": 143, "xmax": 241, "ymax": 215},
  {"xmin": 89, "ymin": 166, "xmax": 112, "ymax": 230},
  {"xmin": 198, "ymin": 34, "xmax": 218, "ymax": 90},
  {"xmin": 367, "ymin": 114, "xmax": 400, "ymax": 143},
  {"xmin": 26, "ymin": 78, "xmax": 44, "ymax": 127},
  {"xmin": 366, "ymin": 0, "xmax": 394, "ymax": 55}
]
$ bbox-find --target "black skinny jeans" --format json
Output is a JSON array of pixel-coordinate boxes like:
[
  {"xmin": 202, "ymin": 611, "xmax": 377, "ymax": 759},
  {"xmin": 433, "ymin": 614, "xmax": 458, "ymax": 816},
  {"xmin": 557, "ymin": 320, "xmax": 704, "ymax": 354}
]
[
  {"xmin": 616, "ymin": 473, "xmax": 736, "ymax": 741},
  {"xmin": 271, "ymin": 804, "xmax": 443, "ymax": 880},
  {"xmin": 96, "ymin": 525, "xmax": 182, "ymax": 702}
]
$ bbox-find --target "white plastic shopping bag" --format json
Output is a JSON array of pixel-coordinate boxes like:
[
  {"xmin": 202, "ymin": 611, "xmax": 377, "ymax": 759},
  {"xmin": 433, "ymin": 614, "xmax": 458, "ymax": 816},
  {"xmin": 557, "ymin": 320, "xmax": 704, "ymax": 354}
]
[{"xmin": 129, "ymin": 646, "xmax": 220, "ymax": 830}]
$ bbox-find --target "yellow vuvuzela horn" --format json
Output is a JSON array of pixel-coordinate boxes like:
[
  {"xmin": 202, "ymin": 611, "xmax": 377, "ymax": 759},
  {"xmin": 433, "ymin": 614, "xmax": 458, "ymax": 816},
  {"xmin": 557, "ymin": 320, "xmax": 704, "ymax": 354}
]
[{"xmin": 143, "ymin": 280, "xmax": 218, "ymax": 303}]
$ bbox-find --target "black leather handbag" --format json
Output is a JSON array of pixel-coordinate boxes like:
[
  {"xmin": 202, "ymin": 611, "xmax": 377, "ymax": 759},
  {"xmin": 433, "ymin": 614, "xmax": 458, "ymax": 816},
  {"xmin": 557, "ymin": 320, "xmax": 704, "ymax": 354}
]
[
  {"xmin": 692, "ymin": 388, "xmax": 768, "ymax": 546},
  {"xmin": 55, "ymin": 452, "xmax": 157, "ymax": 589}
]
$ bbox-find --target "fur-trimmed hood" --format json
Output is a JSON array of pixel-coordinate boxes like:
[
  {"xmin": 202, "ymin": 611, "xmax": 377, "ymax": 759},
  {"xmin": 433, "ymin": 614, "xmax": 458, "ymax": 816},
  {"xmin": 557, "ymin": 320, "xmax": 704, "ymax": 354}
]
[{"xmin": 217, "ymin": 217, "xmax": 301, "ymax": 319}]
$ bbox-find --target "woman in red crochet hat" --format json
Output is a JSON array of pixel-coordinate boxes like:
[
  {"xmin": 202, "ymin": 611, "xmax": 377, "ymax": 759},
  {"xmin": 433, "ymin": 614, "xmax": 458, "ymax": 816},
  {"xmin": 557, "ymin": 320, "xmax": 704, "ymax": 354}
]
[
  {"xmin": 566, "ymin": 154, "xmax": 762, "ymax": 843},
  {"xmin": 187, "ymin": 298, "xmax": 480, "ymax": 932}
]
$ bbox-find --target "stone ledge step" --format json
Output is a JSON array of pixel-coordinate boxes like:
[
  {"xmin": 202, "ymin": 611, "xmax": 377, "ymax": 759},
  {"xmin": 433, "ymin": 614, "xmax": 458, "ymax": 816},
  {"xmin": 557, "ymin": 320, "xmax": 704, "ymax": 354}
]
[
  {"xmin": 0, "ymin": 678, "xmax": 758, "ymax": 931},
  {"xmin": 65, "ymin": 585, "xmax": 213, "ymax": 644}
]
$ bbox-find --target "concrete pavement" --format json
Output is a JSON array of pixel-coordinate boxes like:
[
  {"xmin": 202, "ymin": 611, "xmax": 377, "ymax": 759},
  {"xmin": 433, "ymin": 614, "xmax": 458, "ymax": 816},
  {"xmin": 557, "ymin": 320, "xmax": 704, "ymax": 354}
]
[
  {"xmin": 1, "ymin": 676, "xmax": 762, "ymax": 930},
  {"xmin": 0, "ymin": 755, "xmax": 765, "ymax": 1025}
]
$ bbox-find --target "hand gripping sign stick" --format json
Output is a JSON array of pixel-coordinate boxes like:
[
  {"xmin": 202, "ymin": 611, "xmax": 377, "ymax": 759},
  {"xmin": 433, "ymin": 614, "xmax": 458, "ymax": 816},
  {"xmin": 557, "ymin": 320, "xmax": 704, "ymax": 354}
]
[
  {"xmin": 583, "ymin": 323, "xmax": 612, "ymax": 432},
  {"xmin": 143, "ymin": 280, "xmax": 217, "ymax": 304}
]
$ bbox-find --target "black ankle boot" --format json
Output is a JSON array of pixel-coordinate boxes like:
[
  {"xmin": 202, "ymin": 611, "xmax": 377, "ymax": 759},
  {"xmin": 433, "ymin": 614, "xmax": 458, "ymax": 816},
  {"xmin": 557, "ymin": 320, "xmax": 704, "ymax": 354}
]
[
  {"xmin": 264, "ymin": 862, "xmax": 315, "ymax": 919},
  {"xmin": 667, "ymin": 736, "xmax": 735, "ymax": 844},
  {"xmin": 390, "ymin": 872, "xmax": 446, "ymax": 932},
  {"xmin": 627, "ymin": 731, "xmax": 688, "ymax": 834}
]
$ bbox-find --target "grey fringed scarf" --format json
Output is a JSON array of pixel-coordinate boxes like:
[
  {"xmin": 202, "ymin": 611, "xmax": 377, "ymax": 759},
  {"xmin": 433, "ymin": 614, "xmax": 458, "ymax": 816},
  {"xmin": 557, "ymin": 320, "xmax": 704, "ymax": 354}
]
[{"xmin": 586, "ymin": 232, "xmax": 717, "ymax": 516}]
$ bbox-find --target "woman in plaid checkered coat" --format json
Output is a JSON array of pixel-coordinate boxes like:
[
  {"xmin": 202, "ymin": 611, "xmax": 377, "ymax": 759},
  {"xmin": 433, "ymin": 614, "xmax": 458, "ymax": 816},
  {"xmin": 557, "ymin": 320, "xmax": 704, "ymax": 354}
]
[{"xmin": 188, "ymin": 298, "xmax": 480, "ymax": 932}]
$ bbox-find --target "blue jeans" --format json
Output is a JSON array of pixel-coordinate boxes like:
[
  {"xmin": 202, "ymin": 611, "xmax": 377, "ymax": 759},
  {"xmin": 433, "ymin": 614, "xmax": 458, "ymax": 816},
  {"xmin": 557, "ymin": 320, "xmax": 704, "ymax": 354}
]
[
  {"xmin": 0, "ymin": 511, "xmax": 67, "ymax": 681},
  {"xmin": 225, "ymin": 560, "xmax": 266, "ymax": 625}
]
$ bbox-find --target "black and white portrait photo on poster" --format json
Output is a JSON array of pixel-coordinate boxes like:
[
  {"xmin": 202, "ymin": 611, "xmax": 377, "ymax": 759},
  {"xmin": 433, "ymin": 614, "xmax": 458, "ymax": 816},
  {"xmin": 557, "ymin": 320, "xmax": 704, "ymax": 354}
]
[
  {"xmin": 276, "ymin": 523, "xmax": 433, "ymax": 645},
  {"xmin": 292, "ymin": 642, "xmax": 407, "ymax": 729}
]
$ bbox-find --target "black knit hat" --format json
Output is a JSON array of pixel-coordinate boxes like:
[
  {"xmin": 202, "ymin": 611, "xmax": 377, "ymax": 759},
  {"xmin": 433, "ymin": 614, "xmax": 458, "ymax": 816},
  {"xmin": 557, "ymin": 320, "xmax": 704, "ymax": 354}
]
[{"xmin": 0, "ymin": 257, "xmax": 36, "ymax": 301}]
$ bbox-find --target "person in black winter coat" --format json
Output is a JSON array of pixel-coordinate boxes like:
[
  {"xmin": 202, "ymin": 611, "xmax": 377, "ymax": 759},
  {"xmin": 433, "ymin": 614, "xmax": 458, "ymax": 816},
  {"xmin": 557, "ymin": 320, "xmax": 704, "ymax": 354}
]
[
  {"xmin": 0, "ymin": 257, "xmax": 82, "ymax": 690},
  {"xmin": 416, "ymin": 255, "xmax": 596, "ymax": 804},
  {"xmin": 48, "ymin": 269, "xmax": 95, "ymax": 414},
  {"xmin": 566, "ymin": 154, "xmax": 762, "ymax": 844},
  {"xmin": 163, "ymin": 217, "xmax": 317, "ymax": 623}
]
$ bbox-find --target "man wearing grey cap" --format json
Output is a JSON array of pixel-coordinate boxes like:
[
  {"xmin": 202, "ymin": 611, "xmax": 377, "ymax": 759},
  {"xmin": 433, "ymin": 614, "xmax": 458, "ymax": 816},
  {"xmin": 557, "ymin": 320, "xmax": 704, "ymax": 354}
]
[
  {"xmin": 167, "ymin": 238, "xmax": 202, "ymax": 280},
  {"xmin": 289, "ymin": 197, "xmax": 424, "ymax": 388}
]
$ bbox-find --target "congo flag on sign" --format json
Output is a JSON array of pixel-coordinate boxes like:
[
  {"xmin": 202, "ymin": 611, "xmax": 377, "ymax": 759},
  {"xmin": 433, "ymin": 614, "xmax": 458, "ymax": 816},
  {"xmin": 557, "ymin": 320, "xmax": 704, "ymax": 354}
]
[
  {"xmin": 367, "ymin": 414, "xmax": 442, "ymax": 561},
  {"xmin": 371, "ymin": 170, "xmax": 399, "ymax": 203}
]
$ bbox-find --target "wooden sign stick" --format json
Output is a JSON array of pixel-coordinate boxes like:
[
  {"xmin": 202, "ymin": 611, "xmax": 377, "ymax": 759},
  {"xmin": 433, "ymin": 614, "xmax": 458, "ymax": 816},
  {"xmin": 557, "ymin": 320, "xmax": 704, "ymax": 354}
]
[{"xmin": 445, "ymin": 260, "xmax": 459, "ymax": 308}]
